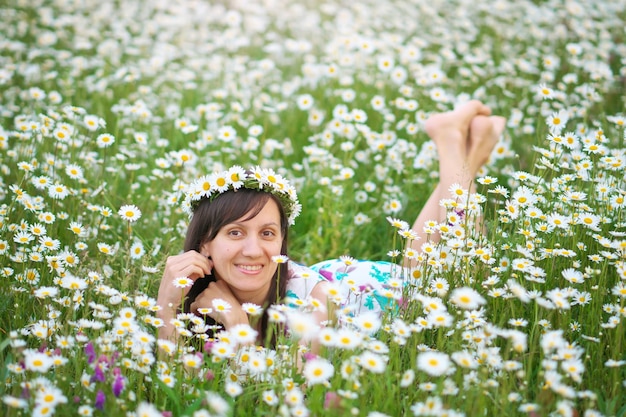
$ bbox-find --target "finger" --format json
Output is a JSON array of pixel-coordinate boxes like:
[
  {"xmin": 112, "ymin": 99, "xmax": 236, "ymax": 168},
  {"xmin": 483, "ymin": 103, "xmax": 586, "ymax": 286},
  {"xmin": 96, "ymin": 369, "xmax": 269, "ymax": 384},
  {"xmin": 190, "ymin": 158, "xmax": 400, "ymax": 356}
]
[{"xmin": 165, "ymin": 251, "xmax": 212, "ymax": 279}]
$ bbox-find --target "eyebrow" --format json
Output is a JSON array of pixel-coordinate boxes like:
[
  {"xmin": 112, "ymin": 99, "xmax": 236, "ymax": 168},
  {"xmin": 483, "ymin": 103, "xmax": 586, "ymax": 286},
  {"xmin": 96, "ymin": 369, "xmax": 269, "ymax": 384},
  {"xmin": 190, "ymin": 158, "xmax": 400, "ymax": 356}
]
[
  {"xmin": 259, "ymin": 222, "xmax": 280, "ymax": 228},
  {"xmin": 229, "ymin": 221, "xmax": 280, "ymax": 228}
]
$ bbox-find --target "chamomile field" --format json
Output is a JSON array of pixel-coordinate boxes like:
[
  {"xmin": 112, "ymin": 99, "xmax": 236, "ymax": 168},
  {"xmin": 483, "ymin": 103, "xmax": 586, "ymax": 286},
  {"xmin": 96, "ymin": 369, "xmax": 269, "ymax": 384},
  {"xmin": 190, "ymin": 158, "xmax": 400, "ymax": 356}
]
[{"xmin": 0, "ymin": 0, "xmax": 625, "ymax": 416}]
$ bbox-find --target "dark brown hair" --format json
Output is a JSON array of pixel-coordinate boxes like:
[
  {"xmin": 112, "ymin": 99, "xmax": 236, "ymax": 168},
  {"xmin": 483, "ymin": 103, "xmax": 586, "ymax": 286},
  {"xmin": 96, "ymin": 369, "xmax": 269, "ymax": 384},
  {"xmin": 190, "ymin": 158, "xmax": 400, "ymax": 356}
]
[{"xmin": 182, "ymin": 188, "xmax": 289, "ymax": 345}]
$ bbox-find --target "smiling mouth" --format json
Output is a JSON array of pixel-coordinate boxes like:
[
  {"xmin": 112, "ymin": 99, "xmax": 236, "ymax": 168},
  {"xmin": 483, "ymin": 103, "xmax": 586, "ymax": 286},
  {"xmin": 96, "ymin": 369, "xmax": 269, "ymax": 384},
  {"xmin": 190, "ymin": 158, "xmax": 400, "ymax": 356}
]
[{"xmin": 237, "ymin": 264, "xmax": 263, "ymax": 271}]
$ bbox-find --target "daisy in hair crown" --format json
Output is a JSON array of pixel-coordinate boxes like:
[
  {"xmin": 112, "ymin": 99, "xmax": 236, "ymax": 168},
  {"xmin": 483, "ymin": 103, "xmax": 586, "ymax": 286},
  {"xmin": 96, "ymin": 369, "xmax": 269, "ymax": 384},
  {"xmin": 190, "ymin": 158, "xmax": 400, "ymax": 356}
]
[{"xmin": 182, "ymin": 165, "xmax": 302, "ymax": 225}]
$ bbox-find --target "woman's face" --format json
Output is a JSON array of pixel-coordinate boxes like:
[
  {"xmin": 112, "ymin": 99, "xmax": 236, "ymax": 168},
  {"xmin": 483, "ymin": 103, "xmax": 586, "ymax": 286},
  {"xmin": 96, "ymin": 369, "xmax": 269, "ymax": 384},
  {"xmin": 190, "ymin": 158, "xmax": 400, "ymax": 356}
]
[{"xmin": 200, "ymin": 198, "xmax": 283, "ymax": 304}]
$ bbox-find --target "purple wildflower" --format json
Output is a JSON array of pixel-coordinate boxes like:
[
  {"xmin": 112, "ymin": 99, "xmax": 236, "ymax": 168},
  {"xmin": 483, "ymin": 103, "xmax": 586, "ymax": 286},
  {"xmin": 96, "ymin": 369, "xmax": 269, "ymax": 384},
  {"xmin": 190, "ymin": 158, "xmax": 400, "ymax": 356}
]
[
  {"xmin": 84, "ymin": 343, "xmax": 96, "ymax": 364},
  {"xmin": 95, "ymin": 390, "xmax": 105, "ymax": 410},
  {"xmin": 92, "ymin": 364, "xmax": 106, "ymax": 383},
  {"xmin": 112, "ymin": 372, "xmax": 125, "ymax": 397}
]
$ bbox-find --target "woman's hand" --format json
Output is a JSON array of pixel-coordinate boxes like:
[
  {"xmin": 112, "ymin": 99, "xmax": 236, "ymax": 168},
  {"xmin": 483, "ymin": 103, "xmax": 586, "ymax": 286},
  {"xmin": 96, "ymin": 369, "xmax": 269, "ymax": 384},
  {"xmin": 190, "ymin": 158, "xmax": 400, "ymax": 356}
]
[
  {"xmin": 190, "ymin": 280, "xmax": 249, "ymax": 330},
  {"xmin": 156, "ymin": 250, "xmax": 213, "ymax": 340}
]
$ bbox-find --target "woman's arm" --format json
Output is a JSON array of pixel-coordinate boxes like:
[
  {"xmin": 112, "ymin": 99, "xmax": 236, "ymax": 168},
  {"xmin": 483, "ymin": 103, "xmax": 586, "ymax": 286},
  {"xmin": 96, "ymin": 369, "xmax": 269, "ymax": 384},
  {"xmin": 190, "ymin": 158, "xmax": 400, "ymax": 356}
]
[
  {"xmin": 188, "ymin": 279, "xmax": 250, "ymax": 330},
  {"xmin": 156, "ymin": 250, "xmax": 213, "ymax": 340}
]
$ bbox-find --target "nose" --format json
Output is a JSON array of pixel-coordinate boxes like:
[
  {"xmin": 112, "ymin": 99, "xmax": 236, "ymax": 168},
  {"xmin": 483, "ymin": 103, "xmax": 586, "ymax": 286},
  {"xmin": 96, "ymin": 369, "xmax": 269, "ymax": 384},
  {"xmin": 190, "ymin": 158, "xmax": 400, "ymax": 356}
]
[{"xmin": 241, "ymin": 235, "xmax": 263, "ymax": 257}]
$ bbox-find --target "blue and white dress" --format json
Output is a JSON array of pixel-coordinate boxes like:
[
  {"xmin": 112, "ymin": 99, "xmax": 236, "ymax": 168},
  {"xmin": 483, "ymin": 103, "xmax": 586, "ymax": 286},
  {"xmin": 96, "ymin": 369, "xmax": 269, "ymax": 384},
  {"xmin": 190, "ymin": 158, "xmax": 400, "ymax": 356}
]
[{"xmin": 285, "ymin": 259, "xmax": 407, "ymax": 317}]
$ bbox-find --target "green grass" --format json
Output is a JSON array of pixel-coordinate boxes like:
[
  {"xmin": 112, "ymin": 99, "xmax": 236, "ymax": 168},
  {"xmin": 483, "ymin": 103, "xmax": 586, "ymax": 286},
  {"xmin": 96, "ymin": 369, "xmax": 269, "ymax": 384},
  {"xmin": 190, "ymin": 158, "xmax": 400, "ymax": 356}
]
[{"xmin": 1, "ymin": 0, "xmax": 625, "ymax": 416}]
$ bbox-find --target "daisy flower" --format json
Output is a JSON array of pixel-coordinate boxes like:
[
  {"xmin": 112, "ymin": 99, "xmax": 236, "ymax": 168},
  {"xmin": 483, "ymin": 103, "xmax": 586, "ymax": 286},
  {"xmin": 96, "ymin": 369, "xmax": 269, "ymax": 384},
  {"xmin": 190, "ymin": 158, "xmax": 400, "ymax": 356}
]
[
  {"xmin": 267, "ymin": 306, "xmax": 286, "ymax": 323},
  {"xmin": 358, "ymin": 351, "xmax": 387, "ymax": 373},
  {"xmin": 241, "ymin": 303, "xmax": 263, "ymax": 316},
  {"xmin": 212, "ymin": 298, "xmax": 232, "ymax": 313},
  {"xmin": 3, "ymin": 395, "xmax": 28, "ymax": 409},
  {"xmin": 427, "ymin": 310, "xmax": 454, "ymax": 328},
  {"xmin": 14, "ymin": 231, "xmax": 34, "ymax": 244},
  {"xmin": 65, "ymin": 164, "xmax": 84, "ymax": 180},
  {"xmin": 211, "ymin": 341, "xmax": 234, "ymax": 359},
  {"xmin": 546, "ymin": 110, "xmax": 569, "ymax": 133},
  {"xmin": 272, "ymin": 255, "xmax": 289, "ymax": 264},
  {"xmin": 283, "ymin": 386, "xmax": 305, "ymax": 406},
  {"xmin": 31, "ymin": 175, "xmax": 52, "ymax": 190},
  {"xmin": 205, "ymin": 392, "xmax": 230, "ymax": 415},
  {"xmin": 262, "ymin": 390, "xmax": 279, "ymax": 406},
  {"xmin": 353, "ymin": 311, "xmax": 382, "ymax": 335},
  {"xmin": 96, "ymin": 133, "xmax": 115, "ymax": 148},
  {"xmin": 248, "ymin": 125, "xmax": 263, "ymax": 136},
  {"xmin": 449, "ymin": 183, "xmax": 467, "ymax": 199},
  {"xmin": 417, "ymin": 351, "xmax": 453, "ymax": 376},
  {"xmin": 386, "ymin": 198, "xmax": 402, "ymax": 213},
  {"xmin": 209, "ymin": 171, "xmax": 230, "ymax": 193},
  {"xmin": 196, "ymin": 307, "xmax": 212, "ymax": 315},
  {"xmin": 508, "ymin": 318, "xmax": 529, "ymax": 327},
  {"xmin": 334, "ymin": 328, "xmax": 364, "ymax": 350},
  {"xmin": 217, "ymin": 125, "xmax": 237, "ymax": 143},
  {"xmin": 130, "ymin": 241, "xmax": 145, "ymax": 259},
  {"xmin": 430, "ymin": 278, "xmax": 449, "ymax": 296},
  {"xmin": 400, "ymin": 369, "xmax": 415, "ymax": 387},
  {"xmin": 23, "ymin": 349, "xmax": 54, "ymax": 373},
  {"xmin": 133, "ymin": 132, "xmax": 148, "ymax": 145},
  {"xmin": 296, "ymin": 94, "xmax": 314, "ymax": 110},
  {"xmin": 303, "ymin": 357, "xmax": 334, "ymax": 385},
  {"xmin": 39, "ymin": 236, "xmax": 60, "ymax": 251},
  {"xmin": 193, "ymin": 175, "xmax": 213, "ymax": 198},
  {"xmin": 451, "ymin": 350, "xmax": 478, "ymax": 369},
  {"xmin": 398, "ymin": 228, "xmax": 419, "ymax": 240},
  {"xmin": 99, "ymin": 206, "xmax": 113, "ymax": 217},
  {"xmin": 172, "ymin": 277, "xmax": 194, "ymax": 289},
  {"xmin": 536, "ymin": 83, "xmax": 554, "ymax": 99},
  {"xmin": 377, "ymin": 55, "xmax": 395, "ymax": 72},
  {"xmin": 118, "ymin": 204, "xmax": 142, "ymax": 222},
  {"xmin": 230, "ymin": 324, "xmax": 258, "ymax": 345},
  {"xmin": 611, "ymin": 282, "xmax": 626, "ymax": 298},
  {"xmin": 135, "ymin": 402, "xmax": 162, "ymax": 417},
  {"xmin": 354, "ymin": 212, "xmax": 371, "ymax": 225},
  {"xmin": 48, "ymin": 183, "xmax": 70, "ymax": 200},
  {"xmin": 158, "ymin": 371, "xmax": 176, "ymax": 388},
  {"xmin": 83, "ymin": 114, "xmax": 105, "ymax": 132},
  {"xmin": 181, "ymin": 353, "xmax": 203, "ymax": 369},
  {"xmin": 227, "ymin": 165, "xmax": 246, "ymax": 189},
  {"xmin": 477, "ymin": 176, "xmax": 498, "ymax": 185},
  {"xmin": 97, "ymin": 242, "xmax": 115, "ymax": 255},
  {"xmin": 339, "ymin": 255, "xmax": 355, "ymax": 266},
  {"xmin": 225, "ymin": 382, "xmax": 243, "ymax": 398},
  {"xmin": 35, "ymin": 386, "xmax": 67, "ymax": 409},
  {"xmin": 287, "ymin": 311, "xmax": 320, "ymax": 341}
]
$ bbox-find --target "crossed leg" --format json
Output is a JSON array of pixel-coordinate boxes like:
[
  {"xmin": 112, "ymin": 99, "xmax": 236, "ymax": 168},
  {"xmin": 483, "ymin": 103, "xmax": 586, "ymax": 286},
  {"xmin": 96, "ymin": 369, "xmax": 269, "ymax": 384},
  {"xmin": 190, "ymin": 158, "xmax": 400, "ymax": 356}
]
[{"xmin": 409, "ymin": 100, "xmax": 506, "ymax": 254}]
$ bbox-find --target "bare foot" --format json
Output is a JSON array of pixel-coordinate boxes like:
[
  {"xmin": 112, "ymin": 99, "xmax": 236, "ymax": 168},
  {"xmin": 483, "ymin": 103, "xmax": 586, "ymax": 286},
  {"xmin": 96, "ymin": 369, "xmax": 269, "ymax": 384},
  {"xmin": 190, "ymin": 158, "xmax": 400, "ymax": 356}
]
[
  {"xmin": 424, "ymin": 100, "xmax": 492, "ymax": 157},
  {"xmin": 467, "ymin": 115, "xmax": 506, "ymax": 175}
]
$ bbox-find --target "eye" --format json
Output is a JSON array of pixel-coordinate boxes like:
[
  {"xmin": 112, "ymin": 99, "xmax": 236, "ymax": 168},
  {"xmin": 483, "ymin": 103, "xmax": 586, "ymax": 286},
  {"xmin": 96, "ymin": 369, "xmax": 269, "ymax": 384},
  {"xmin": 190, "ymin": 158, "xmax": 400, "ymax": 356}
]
[
  {"xmin": 227, "ymin": 229, "xmax": 243, "ymax": 237},
  {"xmin": 262, "ymin": 230, "xmax": 277, "ymax": 238}
]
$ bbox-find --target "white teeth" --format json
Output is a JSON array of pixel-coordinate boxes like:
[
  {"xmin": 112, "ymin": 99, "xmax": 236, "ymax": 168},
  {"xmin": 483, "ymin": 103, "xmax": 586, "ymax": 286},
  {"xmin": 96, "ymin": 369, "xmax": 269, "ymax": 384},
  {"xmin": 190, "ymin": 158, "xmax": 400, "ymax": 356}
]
[{"xmin": 238, "ymin": 265, "xmax": 262, "ymax": 271}]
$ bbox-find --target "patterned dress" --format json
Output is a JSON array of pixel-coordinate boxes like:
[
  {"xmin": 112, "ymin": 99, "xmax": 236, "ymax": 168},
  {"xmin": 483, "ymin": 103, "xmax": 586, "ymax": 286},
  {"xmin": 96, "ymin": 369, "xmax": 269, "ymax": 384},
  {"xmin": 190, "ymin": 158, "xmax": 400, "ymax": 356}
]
[{"xmin": 285, "ymin": 259, "xmax": 407, "ymax": 317}]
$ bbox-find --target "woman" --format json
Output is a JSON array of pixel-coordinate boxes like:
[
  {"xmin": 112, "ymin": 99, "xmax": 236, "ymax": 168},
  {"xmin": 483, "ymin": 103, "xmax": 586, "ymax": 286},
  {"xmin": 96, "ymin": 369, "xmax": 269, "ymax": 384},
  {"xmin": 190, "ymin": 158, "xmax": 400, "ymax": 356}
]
[{"xmin": 156, "ymin": 100, "xmax": 506, "ymax": 347}]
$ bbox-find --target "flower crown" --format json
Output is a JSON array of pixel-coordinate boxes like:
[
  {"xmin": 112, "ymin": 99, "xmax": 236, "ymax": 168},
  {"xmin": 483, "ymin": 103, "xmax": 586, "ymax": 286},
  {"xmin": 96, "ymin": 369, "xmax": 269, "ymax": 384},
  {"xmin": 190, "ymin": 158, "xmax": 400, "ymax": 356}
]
[{"xmin": 182, "ymin": 165, "xmax": 302, "ymax": 226}]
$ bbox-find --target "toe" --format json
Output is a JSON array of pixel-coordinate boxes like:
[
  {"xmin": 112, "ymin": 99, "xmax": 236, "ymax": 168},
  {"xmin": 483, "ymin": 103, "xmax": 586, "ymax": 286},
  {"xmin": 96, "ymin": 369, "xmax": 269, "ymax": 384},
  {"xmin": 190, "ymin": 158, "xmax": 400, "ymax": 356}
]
[
  {"xmin": 456, "ymin": 100, "xmax": 491, "ymax": 123},
  {"xmin": 490, "ymin": 116, "xmax": 507, "ymax": 136},
  {"xmin": 469, "ymin": 115, "xmax": 494, "ymax": 137}
]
